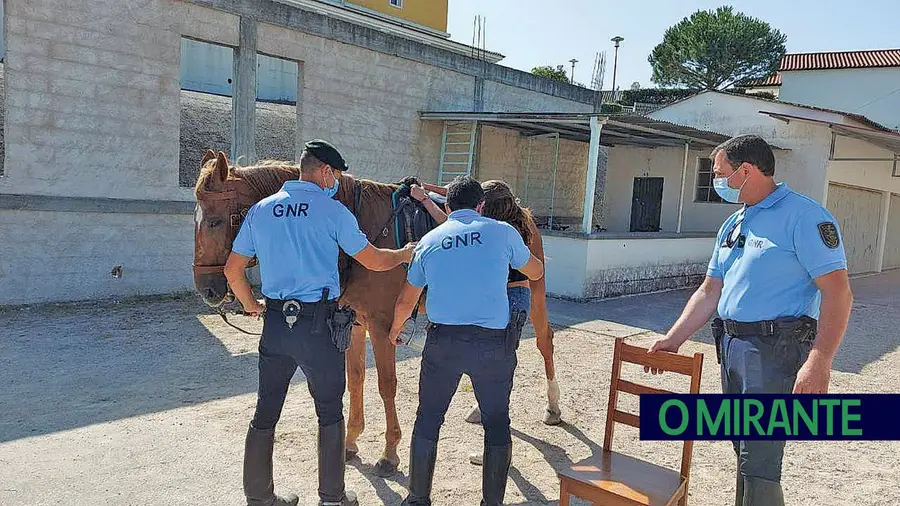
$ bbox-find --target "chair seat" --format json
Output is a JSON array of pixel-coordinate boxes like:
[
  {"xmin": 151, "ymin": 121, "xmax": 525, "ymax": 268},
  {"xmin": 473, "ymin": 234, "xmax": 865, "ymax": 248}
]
[{"xmin": 558, "ymin": 450, "xmax": 685, "ymax": 506}]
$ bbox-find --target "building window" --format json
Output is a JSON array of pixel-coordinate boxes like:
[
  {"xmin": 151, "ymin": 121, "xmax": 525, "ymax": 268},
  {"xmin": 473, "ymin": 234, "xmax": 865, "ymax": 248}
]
[
  {"xmin": 694, "ymin": 157, "xmax": 725, "ymax": 203},
  {"xmin": 179, "ymin": 38, "xmax": 234, "ymax": 187},
  {"xmin": 389, "ymin": 0, "xmax": 402, "ymax": 8}
]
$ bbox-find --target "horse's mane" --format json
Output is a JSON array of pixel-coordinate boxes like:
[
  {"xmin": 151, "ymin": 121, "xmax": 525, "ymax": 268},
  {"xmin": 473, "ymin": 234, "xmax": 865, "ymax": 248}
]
[
  {"xmin": 196, "ymin": 155, "xmax": 411, "ymax": 204},
  {"xmin": 195, "ymin": 158, "xmax": 301, "ymax": 198}
]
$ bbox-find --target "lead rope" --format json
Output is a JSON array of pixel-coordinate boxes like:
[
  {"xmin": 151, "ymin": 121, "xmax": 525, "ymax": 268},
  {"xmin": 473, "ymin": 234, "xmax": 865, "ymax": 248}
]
[{"xmin": 217, "ymin": 306, "xmax": 262, "ymax": 336}]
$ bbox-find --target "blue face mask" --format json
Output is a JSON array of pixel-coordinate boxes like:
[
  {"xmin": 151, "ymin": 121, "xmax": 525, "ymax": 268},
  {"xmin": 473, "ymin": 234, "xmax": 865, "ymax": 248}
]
[
  {"xmin": 713, "ymin": 169, "xmax": 747, "ymax": 204},
  {"xmin": 324, "ymin": 171, "xmax": 339, "ymax": 199}
]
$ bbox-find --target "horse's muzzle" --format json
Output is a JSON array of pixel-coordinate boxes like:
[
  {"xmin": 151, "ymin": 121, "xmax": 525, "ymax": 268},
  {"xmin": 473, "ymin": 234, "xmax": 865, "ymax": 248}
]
[{"xmin": 194, "ymin": 272, "xmax": 230, "ymax": 307}]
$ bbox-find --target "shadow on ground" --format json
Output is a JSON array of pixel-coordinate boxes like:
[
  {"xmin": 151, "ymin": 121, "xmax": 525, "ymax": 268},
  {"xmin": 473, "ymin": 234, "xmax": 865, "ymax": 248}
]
[
  {"xmin": 2, "ymin": 270, "xmax": 895, "ymax": 447},
  {"xmin": 0, "ymin": 291, "xmax": 439, "ymax": 445}
]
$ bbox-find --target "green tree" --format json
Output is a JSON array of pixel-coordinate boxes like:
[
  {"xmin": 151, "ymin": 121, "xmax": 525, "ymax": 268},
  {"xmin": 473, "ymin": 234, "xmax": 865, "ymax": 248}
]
[
  {"xmin": 649, "ymin": 6, "xmax": 786, "ymax": 90},
  {"xmin": 531, "ymin": 65, "xmax": 569, "ymax": 82}
]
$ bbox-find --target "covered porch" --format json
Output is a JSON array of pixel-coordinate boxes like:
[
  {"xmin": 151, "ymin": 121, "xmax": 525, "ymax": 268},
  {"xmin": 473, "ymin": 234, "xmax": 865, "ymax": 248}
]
[
  {"xmin": 419, "ymin": 111, "xmax": 734, "ymax": 300},
  {"xmin": 761, "ymin": 111, "xmax": 900, "ymax": 275}
]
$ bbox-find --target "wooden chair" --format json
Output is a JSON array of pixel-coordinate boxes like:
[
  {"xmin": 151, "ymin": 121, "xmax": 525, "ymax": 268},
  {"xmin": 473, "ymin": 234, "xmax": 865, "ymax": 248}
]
[{"xmin": 557, "ymin": 337, "xmax": 704, "ymax": 506}]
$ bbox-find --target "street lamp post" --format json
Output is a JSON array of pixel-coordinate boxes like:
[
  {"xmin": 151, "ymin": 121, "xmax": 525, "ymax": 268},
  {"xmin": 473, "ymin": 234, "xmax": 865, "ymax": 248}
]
[
  {"xmin": 569, "ymin": 58, "xmax": 578, "ymax": 84},
  {"xmin": 610, "ymin": 36, "xmax": 624, "ymax": 100}
]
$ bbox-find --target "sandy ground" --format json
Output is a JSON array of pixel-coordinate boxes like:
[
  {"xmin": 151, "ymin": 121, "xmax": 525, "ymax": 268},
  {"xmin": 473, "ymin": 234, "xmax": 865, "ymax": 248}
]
[{"xmin": 1, "ymin": 271, "xmax": 898, "ymax": 506}]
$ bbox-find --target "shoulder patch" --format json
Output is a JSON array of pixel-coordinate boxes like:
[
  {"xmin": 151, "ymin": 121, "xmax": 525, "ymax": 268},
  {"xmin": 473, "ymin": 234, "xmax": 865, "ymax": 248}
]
[{"xmin": 818, "ymin": 222, "xmax": 840, "ymax": 249}]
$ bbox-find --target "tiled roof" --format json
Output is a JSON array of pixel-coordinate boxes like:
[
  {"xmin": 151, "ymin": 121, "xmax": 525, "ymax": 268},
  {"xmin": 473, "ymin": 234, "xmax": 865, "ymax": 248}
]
[
  {"xmin": 741, "ymin": 73, "xmax": 782, "ymax": 87},
  {"xmin": 780, "ymin": 49, "xmax": 900, "ymax": 71},
  {"xmin": 739, "ymin": 48, "xmax": 900, "ymax": 87}
]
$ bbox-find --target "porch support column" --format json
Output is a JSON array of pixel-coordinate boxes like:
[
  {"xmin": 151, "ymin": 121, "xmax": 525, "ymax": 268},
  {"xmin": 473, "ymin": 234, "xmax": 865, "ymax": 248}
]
[
  {"xmin": 875, "ymin": 190, "xmax": 891, "ymax": 272},
  {"xmin": 582, "ymin": 116, "xmax": 604, "ymax": 234},
  {"xmin": 676, "ymin": 141, "xmax": 690, "ymax": 233},
  {"xmin": 231, "ymin": 16, "xmax": 258, "ymax": 164}
]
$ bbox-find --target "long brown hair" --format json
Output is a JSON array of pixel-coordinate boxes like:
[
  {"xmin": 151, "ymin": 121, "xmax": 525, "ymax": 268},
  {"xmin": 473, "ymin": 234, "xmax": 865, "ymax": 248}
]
[{"xmin": 482, "ymin": 180, "xmax": 533, "ymax": 246}]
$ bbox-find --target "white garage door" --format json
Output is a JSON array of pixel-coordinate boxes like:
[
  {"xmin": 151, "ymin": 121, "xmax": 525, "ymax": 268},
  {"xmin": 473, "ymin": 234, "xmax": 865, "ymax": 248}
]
[
  {"xmin": 884, "ymin": 194, "xmax": 900, "ymax": 270},
  {"xmin": 826, "ymin": 183, "xmax": 882, "ymax": 275}
]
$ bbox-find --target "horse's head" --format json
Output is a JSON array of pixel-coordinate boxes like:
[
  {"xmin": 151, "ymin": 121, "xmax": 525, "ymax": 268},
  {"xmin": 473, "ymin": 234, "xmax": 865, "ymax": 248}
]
[{"xmin": 192, "ymin": 150, "xmax": 257, "ymax": 307}]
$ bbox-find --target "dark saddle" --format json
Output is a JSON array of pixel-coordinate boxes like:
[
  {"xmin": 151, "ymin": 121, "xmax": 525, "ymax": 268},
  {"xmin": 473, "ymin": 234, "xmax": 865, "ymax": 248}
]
[{"xmin": 390, "ymin": 177, "xmax": 442, "ymax": 249}]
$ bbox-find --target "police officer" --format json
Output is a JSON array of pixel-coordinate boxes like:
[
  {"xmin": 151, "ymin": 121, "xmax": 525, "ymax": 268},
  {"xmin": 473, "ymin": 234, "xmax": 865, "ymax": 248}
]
[
  {"xmin": 387, "ymin": 175, "xmax": 544, "ymax": 506},
  {"xmin": 647, "ymin": 135, "xmax": 854, "ymax": 506},
  {"xmin": 224, "ymin": 140, "xmax": 415, "ymax": 506}
]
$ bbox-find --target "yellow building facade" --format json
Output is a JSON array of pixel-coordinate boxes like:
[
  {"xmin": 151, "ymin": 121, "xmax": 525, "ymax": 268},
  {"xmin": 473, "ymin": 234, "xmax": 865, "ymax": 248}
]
[{"xmin": 346, "ymin": 0, "xmax": 448, "ymax": 33}]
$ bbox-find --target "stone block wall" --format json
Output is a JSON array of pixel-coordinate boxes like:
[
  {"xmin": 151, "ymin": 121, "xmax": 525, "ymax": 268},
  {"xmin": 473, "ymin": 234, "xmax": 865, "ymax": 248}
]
[
  {"xmin": 0, "ymin": 210, "xmax": 194, "ymax": 305},
  {"xmin": 477, "ymin": 126, "xmax": 588, "ymax": 228},
  {"xmin": 0, "ymin": 0, "xmax": 596, "ymax": 304}
]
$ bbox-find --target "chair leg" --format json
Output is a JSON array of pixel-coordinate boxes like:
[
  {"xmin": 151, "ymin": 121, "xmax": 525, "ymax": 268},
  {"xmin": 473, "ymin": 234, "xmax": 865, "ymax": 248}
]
[
  {"xmin": 678, "ymin": 479, "xmax": 689, "ymax": 506},
  {"xmin": 559, "ymin": 480, "xmax": 570, "ymax": 506}
]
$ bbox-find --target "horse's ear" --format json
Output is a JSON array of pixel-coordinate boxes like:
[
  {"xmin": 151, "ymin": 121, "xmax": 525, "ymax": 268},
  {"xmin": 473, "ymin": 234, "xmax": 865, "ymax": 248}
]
[
  {"xmin": 207, "ymin": 151, "xmax": 230, "ymax": 191},
  {"xmin": 200, "ymin": 149, "xmax": 216, "ymax": 167}
]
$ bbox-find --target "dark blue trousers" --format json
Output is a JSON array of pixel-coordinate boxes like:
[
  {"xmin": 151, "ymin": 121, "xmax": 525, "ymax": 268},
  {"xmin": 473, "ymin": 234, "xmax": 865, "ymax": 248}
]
[
  {"xmin": 412, "ymin": 323, "xmax": 517, "ymax": 447},
  {"xmin": 720, "ymin": 331, "xmax": 813, "ymax": 481},
  {"xmin": 251, "ymin": 306, "xmax": 346, "ymax": 430}
]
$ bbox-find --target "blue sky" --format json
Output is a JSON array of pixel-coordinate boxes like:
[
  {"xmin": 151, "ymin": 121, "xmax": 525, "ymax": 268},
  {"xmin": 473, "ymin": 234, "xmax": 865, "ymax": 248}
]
[{"xmin": 446, "ymin": 0, "xmax": 899, "ymax": 90}]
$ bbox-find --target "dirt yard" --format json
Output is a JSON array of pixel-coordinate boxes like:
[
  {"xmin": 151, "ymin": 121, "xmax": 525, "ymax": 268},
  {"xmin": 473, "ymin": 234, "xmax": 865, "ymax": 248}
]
[{"xmin": 1, "ymin": 272, "xmax": 898, "ymax": 506}]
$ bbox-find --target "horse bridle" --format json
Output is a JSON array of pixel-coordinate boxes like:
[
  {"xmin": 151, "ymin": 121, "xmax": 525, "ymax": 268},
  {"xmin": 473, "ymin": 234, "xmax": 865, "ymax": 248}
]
[
  {"xmin": 192, "ymin": 187, "xmax": 261, "ymax": 335},
  {"xmin": 195, "ymin": 177, "xmax": 409, "ymax": 337}
]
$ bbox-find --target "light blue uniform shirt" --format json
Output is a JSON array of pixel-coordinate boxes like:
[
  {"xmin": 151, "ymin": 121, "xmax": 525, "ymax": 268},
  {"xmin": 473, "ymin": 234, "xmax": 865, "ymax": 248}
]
[
  {"xmin": 407, "ymin": 209, "xmax": 532, "ymax": 330},
  {"xmin": 231, "ymin": 180, "xmax": 369, "ymax": 302},
  {"xmin": 708, "ymin": 183, "xmax": 847, "ymax": 321}
]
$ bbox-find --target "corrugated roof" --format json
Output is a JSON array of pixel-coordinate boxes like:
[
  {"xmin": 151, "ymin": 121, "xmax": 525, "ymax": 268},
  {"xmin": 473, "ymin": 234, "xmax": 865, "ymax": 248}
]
[
  {"xmin": 760, "ymin": 111, "xmax": 900, "ymax": 156},
  {"xmin": 780, "ymin": 49, "xmax": 900, "ymax": 71},
  {"xmin": 417, "ymin": 111, "xmax": 733, "ymax": 148}
]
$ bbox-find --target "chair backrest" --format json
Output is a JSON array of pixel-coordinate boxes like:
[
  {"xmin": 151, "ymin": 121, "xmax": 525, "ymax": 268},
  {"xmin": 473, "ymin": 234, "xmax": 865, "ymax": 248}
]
[{"xmin": 603, "ymin": 337, "xmax": 704, "ymax": 482}]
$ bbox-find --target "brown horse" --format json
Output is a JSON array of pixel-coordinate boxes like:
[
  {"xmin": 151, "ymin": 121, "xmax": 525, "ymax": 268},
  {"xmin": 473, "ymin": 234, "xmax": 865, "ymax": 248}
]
[{"xmin": 192, "ymin": 150, "xmax": 560, "ymax": 477}]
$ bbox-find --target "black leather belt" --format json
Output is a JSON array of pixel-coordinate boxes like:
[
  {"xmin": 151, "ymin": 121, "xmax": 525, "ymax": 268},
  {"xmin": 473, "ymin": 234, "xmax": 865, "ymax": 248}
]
[
  {"xmin": 265, "ymin": 298, "xmax": 336, "ymax": 318},
  {"xmin": 722, "ymin": 317, "xmax": 815, "ymax": 338},
  {"xmin": 428, "ymin": 322, "xmax": 507, "ymax": 338}
]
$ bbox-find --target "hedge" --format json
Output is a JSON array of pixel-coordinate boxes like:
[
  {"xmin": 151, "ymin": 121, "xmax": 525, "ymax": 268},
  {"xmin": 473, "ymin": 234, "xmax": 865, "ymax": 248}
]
[{"xmin": 619, "ymin": 88, "xmax": 696, "ymax": 106}]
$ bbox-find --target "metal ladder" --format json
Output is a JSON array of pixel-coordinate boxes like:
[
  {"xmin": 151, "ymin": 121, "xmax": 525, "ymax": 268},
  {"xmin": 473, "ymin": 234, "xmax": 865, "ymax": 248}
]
[{"xmin": 437, "ymin": 121, "xmax": 477, "ymax": 186}]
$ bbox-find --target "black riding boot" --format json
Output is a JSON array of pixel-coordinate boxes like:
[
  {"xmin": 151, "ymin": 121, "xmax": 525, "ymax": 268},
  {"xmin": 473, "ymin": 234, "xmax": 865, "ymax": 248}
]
[
  {"xmin": 318, "ymin": 421, "xmax": 358, "ymax": 506},
  {"xmin": 480, "ymin": 444, "xmax": 512, "ymax": 506},
  {"xmin": 734, "ymin": 456, "xmax": 745, "ymax": 506},
  {"xmin": 243, "ymin": 425, "xmax": 299, "ymax": 506},
  {"xmin": 401, "ymin": 437, "xmax": 438, "ymax": 506},
  {"xmin": 742, "ymin": 477, "xmax": 784, "ymax": 506}
]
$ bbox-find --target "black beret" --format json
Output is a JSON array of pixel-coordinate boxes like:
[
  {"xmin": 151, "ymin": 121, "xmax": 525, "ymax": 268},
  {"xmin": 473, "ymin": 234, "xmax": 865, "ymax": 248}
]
[{"xmin": 303, "ymin": 139, "xmax": 348, "ymax": 171}]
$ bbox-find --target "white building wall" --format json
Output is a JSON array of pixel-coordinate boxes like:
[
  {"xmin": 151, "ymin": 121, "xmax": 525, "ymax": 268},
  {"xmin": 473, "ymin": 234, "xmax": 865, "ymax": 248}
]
[
  {"xmin": 885, "ymin": 194, "xmax": 900, "ymax": 270},
  {"xmin": 827, "ymin": 135, "xmax": 900, "ymax": 195},
  {"xmin": 779, "ymin": 68, "xmax": 900, "ymax": 130},
  {"xmin": 602, "ymin": 145, "xmax": 734, "ymax": 233},
  {"xmin": 650, "ymin": 92, "xmax": 842, "ymax": 204},
  {"xmin": 542, "ymin": 234, "xmax": 715, "ymax": 300},
  {"xmin": 541, "ymin": 235, "xmax": 590, "ymax": 299}
]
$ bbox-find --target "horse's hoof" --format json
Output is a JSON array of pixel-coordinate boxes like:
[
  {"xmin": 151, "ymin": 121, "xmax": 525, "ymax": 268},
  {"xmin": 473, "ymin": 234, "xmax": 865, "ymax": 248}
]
[
  {"xmin": 373, "ymin": 457, "xmax": 399, "ymax": 477},
  {"xmin": 543, "ymin": 408, "xmax": 563, "ymax": 426},
  {"xmin": 345, "ymin": 447, "xmax": 360, "ymax": 462},
  {"xmin": 464, "ymin": 406, "xmax": 482, "ymax": 424},
  {"xmin": 468, "ymin": 452, "xmax": 483, "ymax": 466}
]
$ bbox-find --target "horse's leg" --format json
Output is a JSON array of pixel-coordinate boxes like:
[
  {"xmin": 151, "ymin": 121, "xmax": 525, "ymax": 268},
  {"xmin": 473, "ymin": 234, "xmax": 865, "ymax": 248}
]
[
  {"xmin": 369, "ymin": 327, "xmax": 402, "ymax": 477},
  {"xmin": 345, "ymin": 322, "xmax": 368, "ymax": 461},
  {"xmin": 530, "ymin": 278, "xmax": 561, "ymax": 425}
]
